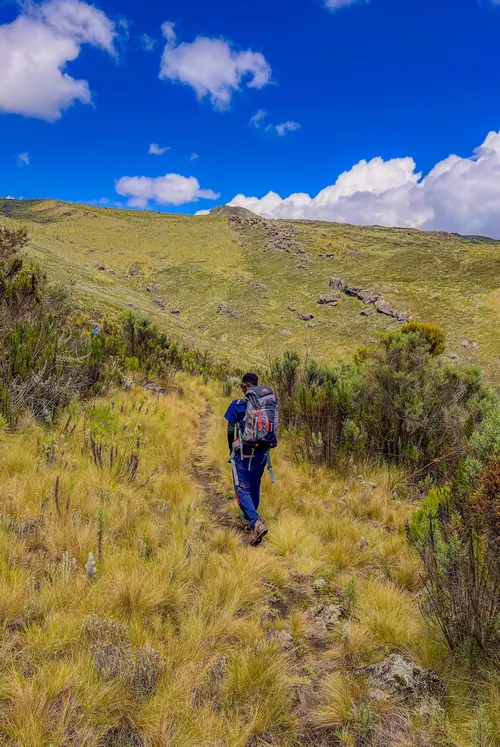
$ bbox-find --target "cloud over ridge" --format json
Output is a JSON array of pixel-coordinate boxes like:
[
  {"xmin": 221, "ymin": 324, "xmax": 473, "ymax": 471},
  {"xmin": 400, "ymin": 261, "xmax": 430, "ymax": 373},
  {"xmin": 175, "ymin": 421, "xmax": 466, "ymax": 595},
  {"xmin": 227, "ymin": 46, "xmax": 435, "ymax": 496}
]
[
  {"xmin": 115, "ymin": 173, "xmax": 220, "ymax": 209},
  {"xmin": 228, "ymin": 131, "xmax": 500, "ymax": 238}
]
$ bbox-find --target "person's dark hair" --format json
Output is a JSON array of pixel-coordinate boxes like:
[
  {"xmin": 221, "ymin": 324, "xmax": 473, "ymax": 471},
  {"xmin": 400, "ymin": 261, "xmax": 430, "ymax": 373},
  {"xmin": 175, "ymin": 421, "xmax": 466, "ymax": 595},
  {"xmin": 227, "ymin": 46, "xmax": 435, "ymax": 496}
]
[{"xmin": 242, "ymin": 372, "xmax": 259, "ymax": 387}]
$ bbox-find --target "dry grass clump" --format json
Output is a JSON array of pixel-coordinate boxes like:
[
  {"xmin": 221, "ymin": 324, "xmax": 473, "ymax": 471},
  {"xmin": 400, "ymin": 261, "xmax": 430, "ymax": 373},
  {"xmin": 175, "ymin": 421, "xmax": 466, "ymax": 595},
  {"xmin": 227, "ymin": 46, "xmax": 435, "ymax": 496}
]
[{"xmin": 0, "ymin": 378, "xmax": 495, "ymax": 745}]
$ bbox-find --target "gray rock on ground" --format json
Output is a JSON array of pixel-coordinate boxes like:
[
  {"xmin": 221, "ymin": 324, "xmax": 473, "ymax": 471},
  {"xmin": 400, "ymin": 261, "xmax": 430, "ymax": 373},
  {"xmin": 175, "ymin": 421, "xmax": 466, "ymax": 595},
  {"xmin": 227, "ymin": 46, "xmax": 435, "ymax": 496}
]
[
  {"xmin": 317, "ymin": 294, "xmax": 340, "ymax": 305},
  {"xmin": 360, "ymin": 654, "xmax": 445, "ymax": 707}
]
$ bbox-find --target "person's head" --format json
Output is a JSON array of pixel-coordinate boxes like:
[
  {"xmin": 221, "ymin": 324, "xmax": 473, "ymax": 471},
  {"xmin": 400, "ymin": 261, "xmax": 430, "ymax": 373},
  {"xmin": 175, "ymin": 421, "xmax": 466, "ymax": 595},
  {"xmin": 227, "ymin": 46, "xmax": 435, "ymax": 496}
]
[{"xmin": 241, "ymin": 372, "xmax": 258, "ymax": 394}]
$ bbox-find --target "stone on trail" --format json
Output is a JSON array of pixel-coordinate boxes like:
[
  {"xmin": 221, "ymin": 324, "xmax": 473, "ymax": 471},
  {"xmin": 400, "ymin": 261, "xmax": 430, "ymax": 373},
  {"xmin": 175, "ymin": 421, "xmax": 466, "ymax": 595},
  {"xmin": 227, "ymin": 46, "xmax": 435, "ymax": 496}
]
[{"xmin": 360, "ymin": 654, "xmax": 446, "ymax": 708}]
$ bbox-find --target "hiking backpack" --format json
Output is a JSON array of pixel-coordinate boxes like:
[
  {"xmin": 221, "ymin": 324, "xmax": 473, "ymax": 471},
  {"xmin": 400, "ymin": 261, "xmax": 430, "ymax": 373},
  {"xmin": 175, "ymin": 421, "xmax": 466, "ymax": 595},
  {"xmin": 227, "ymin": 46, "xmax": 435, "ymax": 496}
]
[{"xmin": 240, "ymin": 385, "xmax": 279, "ymax": 449}]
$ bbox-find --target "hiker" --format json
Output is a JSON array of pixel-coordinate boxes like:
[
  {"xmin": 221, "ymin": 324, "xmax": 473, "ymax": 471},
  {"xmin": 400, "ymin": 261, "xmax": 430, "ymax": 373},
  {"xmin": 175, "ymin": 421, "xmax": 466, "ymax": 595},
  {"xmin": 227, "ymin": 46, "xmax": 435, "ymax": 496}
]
[{"xmin": 224, "ymin": 372, "xmax": 278, "ymax": 546}]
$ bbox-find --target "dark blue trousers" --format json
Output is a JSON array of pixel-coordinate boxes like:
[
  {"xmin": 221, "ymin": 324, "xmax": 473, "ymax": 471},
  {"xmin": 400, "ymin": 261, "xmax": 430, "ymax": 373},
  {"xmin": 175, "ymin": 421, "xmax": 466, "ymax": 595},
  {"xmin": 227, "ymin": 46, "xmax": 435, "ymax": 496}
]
[{"xmin": 233, "ymin": 451, "xmax": 268, "ymax": 528}]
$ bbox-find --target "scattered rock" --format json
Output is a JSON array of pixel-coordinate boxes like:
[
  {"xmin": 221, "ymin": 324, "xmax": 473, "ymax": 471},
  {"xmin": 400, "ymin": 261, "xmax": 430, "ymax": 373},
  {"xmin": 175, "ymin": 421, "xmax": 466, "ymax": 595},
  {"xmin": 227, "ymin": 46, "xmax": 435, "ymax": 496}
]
[
  {"xmin": 329, "ymin": 277, "xmax": 346, "ymax": 291},
  {"xmin": 298, "ymin": 312, "xmax": 315, "ymax": 321},
  {"xmin": 169, "ymin": 308, "xmax": 181, "ymax": 316},
  {"xmin": 280, "ymin": 329, "xmax": 292, "ymax": 337},
  {"xmin": 217, "ymin": 302, "xmax": 242, "ymax": 319},
  {"xmin": 448, "ymin": 354, "xmax": 459, "ymax": 362},
  {"xmin": 461, "ymin": 339, "xmax": 470, "ymax": 349},
  {"xmin": 317, "ymin": 294, "xmax": 339, "ymax": 305},
  {"xmin": 295, "ymin": 264, "xmax": 309, "ymax": 270},
  {"xmin": 288, "ymin": 305, "xmax": 297, "ymax": 312},
  {"xmin": 153, "ymin": 296, "xmax": 166, "ymax": 310},
  {"xmin": 306, "ymin": 322, "xmax": 316, "ymax": 328},
  {"xmin": 361, "ymin": 308, "xmax": 373, "ymax": 316},
  {"xmin": 146, "ymin": 284, "xmax": 158, "ymax": 293},
  {"xmin": 345, "ymin": 248, "xmax": 361, "ymax": 256},
  {"xmin": 249, "ymin": 281, "xmax": 263, "ymax": 288},
  {"xmin": 360, "ymin": 654, "xmax": 446, "ymax": 708},
  {"xmin": 96, "ymin": 264, "xmax": 106, "ymax": 271},
  {"xmin": 128, "ymin": 266, "xmax": 140, "ymax": 276}
]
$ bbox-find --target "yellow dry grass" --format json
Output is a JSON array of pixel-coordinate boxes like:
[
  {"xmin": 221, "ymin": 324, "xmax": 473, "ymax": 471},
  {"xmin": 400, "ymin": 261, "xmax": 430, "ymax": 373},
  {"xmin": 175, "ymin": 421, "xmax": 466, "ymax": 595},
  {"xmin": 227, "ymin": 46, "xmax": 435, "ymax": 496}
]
[{"xmin": 0, "ymin": 376, "xmax": 497, "ymax": 745}]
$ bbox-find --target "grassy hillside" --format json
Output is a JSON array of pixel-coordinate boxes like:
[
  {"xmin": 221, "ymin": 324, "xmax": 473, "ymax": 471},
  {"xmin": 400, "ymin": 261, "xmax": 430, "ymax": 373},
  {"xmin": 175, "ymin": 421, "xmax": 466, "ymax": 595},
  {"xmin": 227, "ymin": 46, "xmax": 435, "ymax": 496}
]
[
  {"xmin": 1, "ymin": 198, "xmax": 499, "ymax": 383},
  {"xmin": 0, "ymin": 377, "xmax": 497, "ymax": 746}
]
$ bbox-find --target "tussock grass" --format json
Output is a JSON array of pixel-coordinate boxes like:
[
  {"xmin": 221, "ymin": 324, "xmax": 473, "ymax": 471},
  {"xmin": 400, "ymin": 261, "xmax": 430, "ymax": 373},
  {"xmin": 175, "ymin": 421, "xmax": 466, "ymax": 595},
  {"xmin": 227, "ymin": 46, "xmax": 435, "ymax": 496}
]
[{"xmin": 0, "ymin": 377, "xmax": 496, "ymax": 744}]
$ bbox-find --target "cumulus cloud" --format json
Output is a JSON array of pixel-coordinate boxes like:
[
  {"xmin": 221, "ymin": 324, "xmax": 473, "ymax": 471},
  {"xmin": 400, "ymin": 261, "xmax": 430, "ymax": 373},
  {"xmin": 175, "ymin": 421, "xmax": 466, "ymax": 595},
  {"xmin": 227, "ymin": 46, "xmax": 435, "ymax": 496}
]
[
  {"xmin": 228, "ymin": 131, "xmax": 500, "ymax": 238},
  {"xmin": 159, "ymin": 22, "xmax": 272, "ymax": 110},
  {"xmin": 149, "ymin": 143, "xmax": 170, "ymax": 155},
  {"xmin": 275, "ymin": 121, "xmax": 301, "ymax": 137},
  {"xmin": 17, "ymin": 152, "xmax": 30, "ymax": 166},
  {"xmin": 0, "ymin": 0, "xmax": 116, "ymax": 121},
  {"xmin": 115, "ymin": 173, "xmax": 220, "ymax": 209}
]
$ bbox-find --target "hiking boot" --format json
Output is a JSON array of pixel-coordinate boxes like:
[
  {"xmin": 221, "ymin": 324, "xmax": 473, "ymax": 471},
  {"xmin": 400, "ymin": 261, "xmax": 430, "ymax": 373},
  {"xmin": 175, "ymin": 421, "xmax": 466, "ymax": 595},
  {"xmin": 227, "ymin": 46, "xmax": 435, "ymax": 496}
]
[{"xmin": 251, "ymin": 519, "xmax": 268, "ymax": 546}]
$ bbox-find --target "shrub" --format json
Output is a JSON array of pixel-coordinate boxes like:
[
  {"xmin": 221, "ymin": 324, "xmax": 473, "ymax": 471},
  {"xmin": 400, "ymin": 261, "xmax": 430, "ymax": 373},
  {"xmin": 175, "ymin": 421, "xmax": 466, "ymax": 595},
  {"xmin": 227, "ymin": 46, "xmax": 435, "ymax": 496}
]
[
  {"xmin": 271, "ymin": 326, "xmax": 483, "ymax": 480},
  {"xmin": 408, "ymin": 402, "xmax": 500, "ymax": 658}
]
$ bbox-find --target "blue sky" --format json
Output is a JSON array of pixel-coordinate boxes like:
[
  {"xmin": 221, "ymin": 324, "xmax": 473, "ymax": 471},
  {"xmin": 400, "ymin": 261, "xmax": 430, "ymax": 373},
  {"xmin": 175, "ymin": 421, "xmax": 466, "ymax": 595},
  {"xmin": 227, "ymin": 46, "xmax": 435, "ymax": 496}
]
[{"xmin": 2, "ymin": 0, "xmax": 500, "ymax": 235}]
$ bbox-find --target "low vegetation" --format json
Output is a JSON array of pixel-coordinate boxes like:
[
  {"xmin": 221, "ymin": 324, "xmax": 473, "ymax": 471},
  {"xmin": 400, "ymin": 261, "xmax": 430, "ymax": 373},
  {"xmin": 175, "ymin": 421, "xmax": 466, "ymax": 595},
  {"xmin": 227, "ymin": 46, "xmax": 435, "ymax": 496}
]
[
  {"xmin": 1, "ymin": 198, "xmax": 500, "ymax": 384},
  {"xmin": 0, "ymin": 214, "xmax": 499, "ymax": 744}
]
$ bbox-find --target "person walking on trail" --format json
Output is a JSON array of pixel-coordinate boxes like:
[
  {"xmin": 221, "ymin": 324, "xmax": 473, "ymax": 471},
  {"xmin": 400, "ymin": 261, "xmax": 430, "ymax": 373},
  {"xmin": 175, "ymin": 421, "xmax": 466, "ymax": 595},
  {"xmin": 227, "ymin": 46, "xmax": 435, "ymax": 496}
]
[{"xmin": 224, "ymin": 372, "xmax": 279, "ymax": 546}]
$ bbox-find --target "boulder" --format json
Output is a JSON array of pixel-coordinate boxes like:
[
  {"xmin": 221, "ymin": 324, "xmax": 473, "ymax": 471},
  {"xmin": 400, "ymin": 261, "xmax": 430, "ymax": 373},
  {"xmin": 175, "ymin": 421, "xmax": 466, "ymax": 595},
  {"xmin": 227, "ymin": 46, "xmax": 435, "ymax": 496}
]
[
  {"xmin": 361, "ymin": 308, "xmax": 373, "ymax": 317},
  {"xmin": 317, "ymin": 294, "xmax": 339, "ymax": 305},
  {"xmin": 329, "ymin": 277, "xmax": 346, "ymax": 291},
  {"xmin": 361, "ymin": 654, "xmax": 445, "ymax": 707}
]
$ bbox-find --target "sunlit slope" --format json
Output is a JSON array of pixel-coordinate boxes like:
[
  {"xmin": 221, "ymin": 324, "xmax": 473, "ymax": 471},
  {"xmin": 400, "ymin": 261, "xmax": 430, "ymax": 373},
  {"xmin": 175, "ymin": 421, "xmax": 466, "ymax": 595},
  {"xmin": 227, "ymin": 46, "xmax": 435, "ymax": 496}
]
[{"xmin": 2, "ymin": 198, "xmax": 499, "ymax": 380}]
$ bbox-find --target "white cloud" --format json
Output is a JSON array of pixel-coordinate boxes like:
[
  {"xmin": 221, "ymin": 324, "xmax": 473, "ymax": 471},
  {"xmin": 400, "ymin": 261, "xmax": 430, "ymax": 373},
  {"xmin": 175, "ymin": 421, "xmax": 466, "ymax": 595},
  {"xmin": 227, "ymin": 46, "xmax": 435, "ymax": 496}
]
[
  {"xmin": 149, "ymin": 143, "xmax": 170, "ymax": 155},
  {"xmin": 250, "ymin": 109, "xmax": 267, "ymax": 128},
  {"xmin": 0, "ymin": 0, "xmax": 116, "ymax": 121},
  {"xmin": 140, "ymin": 33, "xmax": 156, "ymax": 51},
  {"xmin": 195, "ymin": 209, "xmax": 210, "ymax": 216},
  {"xmin": 250, "ymin": 110, "xmax": 300, "ymax": 136},
  {"xmin": 17, "ymin": 152, "xmax": 30, "ymax": 166},
  {"xmin": 115, "ymin": 173, "xmax": 220, "ymax": 209},
  {"xmin": 324, "ymin": 0, "xmax": 365, "ymax": 9},
  {"xmin": 275, "ymin": 121, "xmax": 301, "ymax": 137},
  {"xmin": 159, "ymin": 22, "xmax": 272, "ymax": 110},
  {"xmin": 228, "ymin": 131, "xmax": 500, "ymax": 238},
  {"xmin": 190, "ymin": 153, "xmax": 199, "ymax": 161}
]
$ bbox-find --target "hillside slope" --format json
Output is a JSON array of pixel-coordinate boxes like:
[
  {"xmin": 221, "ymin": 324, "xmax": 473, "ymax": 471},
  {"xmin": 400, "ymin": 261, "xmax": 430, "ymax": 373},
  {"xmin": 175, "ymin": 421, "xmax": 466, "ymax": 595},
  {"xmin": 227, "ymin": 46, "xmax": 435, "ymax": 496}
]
[
  {"xmin": 0, "ymin": 377, "xmax": 497, "ymax": 745},
  {"xmin": 1, "ymin": 198, "xmax": 499, "ymax": 381}
]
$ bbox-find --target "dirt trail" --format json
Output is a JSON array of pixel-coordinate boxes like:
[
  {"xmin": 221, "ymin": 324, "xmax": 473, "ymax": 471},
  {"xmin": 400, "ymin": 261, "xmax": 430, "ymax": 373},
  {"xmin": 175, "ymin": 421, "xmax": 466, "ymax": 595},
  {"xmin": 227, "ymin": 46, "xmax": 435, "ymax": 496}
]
[{"xmin": 192, "ymin": 404, "xmax": 249, "ymax": 540}]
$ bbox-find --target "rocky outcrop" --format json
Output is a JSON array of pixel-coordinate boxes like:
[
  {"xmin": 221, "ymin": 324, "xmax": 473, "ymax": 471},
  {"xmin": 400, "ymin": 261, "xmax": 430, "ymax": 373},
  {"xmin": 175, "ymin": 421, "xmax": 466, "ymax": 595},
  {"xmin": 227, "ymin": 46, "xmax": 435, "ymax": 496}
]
[
  {"xmin": 360, "ymin": 654, "xmax": 445, "ymax": 708},
  {"xmin": 228, "ymin": 213, "xmax": 309, "ymax": 259},
  {"xmin": 330, "ymin": 278, "xmax": 410, "ymax": 321},
  {"xmin": 317, "ymin": 294, "xmax": 339, "ymax": 305},
  {"xmin": 329, "ymin": 277, "xmax": 346, "ymax": 292}
]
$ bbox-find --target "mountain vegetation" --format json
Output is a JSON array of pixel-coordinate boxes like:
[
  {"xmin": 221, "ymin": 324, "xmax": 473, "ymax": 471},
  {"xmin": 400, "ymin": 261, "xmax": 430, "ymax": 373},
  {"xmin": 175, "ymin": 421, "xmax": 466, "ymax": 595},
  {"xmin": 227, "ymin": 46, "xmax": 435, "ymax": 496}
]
[{"xmin": 0, "ymin": 204, "xmax": 499, "ymax": 745}]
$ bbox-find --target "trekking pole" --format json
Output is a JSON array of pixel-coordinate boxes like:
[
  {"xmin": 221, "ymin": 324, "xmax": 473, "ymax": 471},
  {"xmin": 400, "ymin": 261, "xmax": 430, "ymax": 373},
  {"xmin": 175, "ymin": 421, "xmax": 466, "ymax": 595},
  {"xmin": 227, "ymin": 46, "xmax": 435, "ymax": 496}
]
[
  {"xmin": 230, "ymin": 450, "xmax": 239, "ymax": 487},
  {"xmin": 267, "ymin": 451, "xmax": 276, "ymax": 484}
]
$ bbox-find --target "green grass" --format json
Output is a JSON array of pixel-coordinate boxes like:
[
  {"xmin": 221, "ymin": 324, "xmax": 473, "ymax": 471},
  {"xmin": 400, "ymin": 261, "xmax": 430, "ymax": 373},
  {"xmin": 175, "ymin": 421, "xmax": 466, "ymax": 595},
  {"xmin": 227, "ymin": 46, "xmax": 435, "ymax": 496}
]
[{"xmin": 1, "ymin": 197, "xmax": 500, "ymax": 383}]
